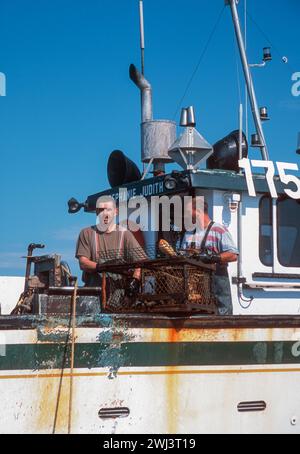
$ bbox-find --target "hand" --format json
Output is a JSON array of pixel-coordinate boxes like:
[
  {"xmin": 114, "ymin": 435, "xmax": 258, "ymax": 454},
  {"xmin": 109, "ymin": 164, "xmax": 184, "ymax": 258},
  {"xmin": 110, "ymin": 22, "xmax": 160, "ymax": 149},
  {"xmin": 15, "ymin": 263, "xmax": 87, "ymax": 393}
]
[
  {"xmin": 198, "ymin": 253, "xmax": 222, "ymax": 264},
  {"xmin": 96, "ymin": 263, "xmax": 103, "ymax": 273},
  {"xmin": 125, "ymin": 278, "xmax": 140, "ymax": 298}
]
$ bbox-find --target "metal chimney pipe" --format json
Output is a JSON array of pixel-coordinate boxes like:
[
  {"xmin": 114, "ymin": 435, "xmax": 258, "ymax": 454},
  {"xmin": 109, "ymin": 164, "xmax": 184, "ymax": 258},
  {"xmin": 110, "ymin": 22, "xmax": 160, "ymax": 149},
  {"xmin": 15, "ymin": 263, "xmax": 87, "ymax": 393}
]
[
  {"xmin": 129, "ymin": 64, "xmax": 153, "ymax": 123},
  {"xmin": 186, "ymin": 106, "xmax": 196, "ymax": 127},
  {"xmin": 180, "ymin": 108, "xmax": 188, "ymax": 127}
]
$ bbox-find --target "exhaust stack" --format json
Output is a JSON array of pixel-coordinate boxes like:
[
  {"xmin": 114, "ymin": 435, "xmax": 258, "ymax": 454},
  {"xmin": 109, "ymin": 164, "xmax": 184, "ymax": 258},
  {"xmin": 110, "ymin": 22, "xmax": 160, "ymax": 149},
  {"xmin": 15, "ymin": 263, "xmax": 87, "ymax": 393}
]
[
  {"xmin": 130, "ymin": 64, "xmax": 176, "ymax": 172},
  {"xmin": 129, "ymin": 64, "xmax": 153, "ymax": 123}
]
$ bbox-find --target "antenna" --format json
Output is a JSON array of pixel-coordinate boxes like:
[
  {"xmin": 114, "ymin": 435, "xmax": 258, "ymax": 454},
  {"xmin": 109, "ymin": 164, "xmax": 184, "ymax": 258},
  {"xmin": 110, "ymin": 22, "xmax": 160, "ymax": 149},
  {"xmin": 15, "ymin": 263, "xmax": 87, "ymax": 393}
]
[
  {"xmin": 239, "ymin": 103, "xmax": 243, "ymax": 162},
  {"xmin": 139, "ymin": 0, "xmax": 145, "ymax": 75},
  {"xmin": 244, "ymin": 0, "xmax": 248, "ymax": 142}
]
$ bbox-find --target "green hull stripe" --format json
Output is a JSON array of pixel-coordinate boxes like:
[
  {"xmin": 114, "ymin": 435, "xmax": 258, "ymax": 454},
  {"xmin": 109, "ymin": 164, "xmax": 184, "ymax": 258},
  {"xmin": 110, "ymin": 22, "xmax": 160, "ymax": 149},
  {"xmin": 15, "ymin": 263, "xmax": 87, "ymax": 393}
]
[{"xmin": 0, "ymin": 342, "xmax": 300, "ymax": 371}]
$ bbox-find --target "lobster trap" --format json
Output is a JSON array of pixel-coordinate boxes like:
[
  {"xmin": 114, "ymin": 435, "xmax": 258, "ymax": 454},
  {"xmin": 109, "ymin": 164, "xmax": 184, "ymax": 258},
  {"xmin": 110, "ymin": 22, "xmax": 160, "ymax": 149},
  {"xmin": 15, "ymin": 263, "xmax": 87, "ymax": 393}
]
[{"xmin": 99, "ymin": 257, "xmax": 217, "ymax": 315}]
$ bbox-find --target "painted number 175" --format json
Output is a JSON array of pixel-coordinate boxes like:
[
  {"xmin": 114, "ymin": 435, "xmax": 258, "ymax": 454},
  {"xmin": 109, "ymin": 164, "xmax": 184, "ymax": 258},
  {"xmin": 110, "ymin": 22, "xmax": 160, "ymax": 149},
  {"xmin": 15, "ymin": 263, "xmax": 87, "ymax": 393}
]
[{"xmin": 239, "ymin": 159, "xmax": 300, "ymax": 200}]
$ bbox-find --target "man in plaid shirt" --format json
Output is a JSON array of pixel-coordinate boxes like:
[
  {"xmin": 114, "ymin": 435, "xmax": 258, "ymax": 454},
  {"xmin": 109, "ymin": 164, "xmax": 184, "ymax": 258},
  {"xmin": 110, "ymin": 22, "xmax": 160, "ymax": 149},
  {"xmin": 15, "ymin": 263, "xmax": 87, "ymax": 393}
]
[{"xmin": 182, "ymin": 198, "xmax": 238, "ymax": 315}]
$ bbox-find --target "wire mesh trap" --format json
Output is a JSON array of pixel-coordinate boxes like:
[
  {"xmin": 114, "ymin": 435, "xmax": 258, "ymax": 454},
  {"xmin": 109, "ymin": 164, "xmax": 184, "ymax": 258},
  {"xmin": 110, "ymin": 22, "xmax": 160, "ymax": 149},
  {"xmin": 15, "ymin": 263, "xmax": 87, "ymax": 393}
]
[{"xmin": 100, "ymin": 256, "xmax": 217, "ymax": 315}]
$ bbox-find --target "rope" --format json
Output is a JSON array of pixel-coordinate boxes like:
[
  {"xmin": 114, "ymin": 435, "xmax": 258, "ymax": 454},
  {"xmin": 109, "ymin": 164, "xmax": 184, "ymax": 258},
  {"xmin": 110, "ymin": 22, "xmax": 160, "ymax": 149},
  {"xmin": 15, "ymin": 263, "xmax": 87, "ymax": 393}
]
[
  {"xmin": 68, "ymin": 278, "xmax": 78, "ymax": 434},
  {"xmin": 172, "ymin": 5, "xmax": 226, "ymax": 121},
  {"xmin": 52, "ymin": 284, "xmax": 76, "ymax": 434},
  {"xmin": 141, "ymin": 157, "xmax": 154, "ymax": 180},
  {"xmin": 52, "ymin": 331, "xmax": 70, "ymax": 434}
]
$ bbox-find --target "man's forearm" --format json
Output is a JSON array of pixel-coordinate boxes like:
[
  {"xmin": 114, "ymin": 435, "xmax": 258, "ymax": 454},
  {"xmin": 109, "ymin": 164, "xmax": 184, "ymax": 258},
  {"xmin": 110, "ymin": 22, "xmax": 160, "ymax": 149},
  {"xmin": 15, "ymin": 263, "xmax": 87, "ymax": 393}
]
[
  {"xmin": 79, "ymin": 257, "xmax": 142, "ymax": 280},
  {"xmin": 79, "ymin": 257, "xmax": 98, "ymax": 273},
  {"xmin": 220, "ymin": 252, "xmax": 238, "ymax": 264}
]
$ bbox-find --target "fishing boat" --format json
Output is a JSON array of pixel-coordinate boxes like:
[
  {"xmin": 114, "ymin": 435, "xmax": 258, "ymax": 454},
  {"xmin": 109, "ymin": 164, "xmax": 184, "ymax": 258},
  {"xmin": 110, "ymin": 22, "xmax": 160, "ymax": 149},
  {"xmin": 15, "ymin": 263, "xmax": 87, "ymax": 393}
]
[{"xmin": 0, "ymin": 0, "xmax": 300, "ymax": 434}]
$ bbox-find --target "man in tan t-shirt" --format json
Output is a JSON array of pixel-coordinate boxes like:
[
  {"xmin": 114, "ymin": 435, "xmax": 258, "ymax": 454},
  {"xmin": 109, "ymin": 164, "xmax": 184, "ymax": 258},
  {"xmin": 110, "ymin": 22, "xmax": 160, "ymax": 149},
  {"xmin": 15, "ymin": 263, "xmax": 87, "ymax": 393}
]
[{"xmin": 76, "ymin": 196, "xmax": 146, "ymax": 292}]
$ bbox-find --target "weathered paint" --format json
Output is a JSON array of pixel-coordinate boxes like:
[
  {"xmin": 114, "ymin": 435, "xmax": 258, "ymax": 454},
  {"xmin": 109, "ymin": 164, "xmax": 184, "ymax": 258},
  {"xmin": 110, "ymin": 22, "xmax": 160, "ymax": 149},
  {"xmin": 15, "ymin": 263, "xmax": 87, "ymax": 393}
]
[
  {"xmin": 2, "ymin": 340, "xmax": 300, "ymax": 370},
  {"xmin": 36, "ymin": 374, "xmax": 71, "ymax": 434},
  {"xmin": 166, "ymin": 328, "xmax": 180, "ymax": 434},
  {"xmin": 1, "ymin": 314, "xmax": 300, "ymax": 434}
]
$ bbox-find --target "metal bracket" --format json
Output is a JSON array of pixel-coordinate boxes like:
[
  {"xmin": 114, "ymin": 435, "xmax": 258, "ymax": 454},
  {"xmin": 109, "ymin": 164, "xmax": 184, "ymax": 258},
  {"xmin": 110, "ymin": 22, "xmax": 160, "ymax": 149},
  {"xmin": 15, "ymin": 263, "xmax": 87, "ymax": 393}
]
[
  {"xmin": 232, "ymin": 277, "xmax": 247, "ymax": 285},
  {"xmin": 249, "ymin": 62, "xmax": 267, "ymax": 68}
]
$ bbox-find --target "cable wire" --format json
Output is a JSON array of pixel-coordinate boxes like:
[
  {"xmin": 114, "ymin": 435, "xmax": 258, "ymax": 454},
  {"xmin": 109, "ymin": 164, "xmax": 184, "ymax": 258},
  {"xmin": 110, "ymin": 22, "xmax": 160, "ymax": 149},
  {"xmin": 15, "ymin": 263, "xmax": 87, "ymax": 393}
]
[
  {"xmin": 172, "ymin": 5, "xmax": 226, "ymax": 121},
  {"xmin": 68, "ymin": 278, "xmax": 78, "ymax": 434}
]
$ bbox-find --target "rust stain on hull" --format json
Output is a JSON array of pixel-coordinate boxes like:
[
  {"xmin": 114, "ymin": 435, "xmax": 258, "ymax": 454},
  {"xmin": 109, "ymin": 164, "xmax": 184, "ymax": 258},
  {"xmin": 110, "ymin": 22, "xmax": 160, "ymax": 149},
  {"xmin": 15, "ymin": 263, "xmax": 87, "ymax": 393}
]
[
  {"xmin": 166, "ymin": 328, "xmax": 180, "ymax": 434},
  {"xmin": 149, "ymin": 326, "xmax": 285, "ymax": 343},
  {"xmin": 35, "ymin": 373, "xmax": 71, "ymax": 434},
  {"xmin": 149, "ymin": 327, "xmax": 249, "ymax": 343}
]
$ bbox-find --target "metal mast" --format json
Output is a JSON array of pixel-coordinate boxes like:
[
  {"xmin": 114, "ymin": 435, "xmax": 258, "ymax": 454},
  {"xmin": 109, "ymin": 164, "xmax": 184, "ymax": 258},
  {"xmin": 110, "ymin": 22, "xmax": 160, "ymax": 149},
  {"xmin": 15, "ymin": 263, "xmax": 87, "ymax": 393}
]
[{"xmin": 227, "ymin": 0, "xmax": 269, "ymax": 160}]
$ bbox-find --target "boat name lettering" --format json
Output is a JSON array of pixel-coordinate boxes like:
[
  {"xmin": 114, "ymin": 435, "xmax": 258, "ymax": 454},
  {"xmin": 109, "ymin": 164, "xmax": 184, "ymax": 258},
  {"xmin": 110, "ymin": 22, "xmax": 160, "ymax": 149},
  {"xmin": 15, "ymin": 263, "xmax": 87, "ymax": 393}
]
[
  {"xmin": 111, "ymin": 182, "xmax": 165, "ymax": 202},
  {"xmin": 142, "ymin": 182, "xmax": 165, "ymax": 197}
]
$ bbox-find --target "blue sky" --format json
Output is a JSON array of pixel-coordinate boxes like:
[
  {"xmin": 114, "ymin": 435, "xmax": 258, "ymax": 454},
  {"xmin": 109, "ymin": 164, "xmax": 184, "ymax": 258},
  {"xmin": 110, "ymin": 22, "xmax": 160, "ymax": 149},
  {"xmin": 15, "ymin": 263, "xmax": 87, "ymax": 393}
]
[{"xmin": 0, "ymin": 0, "xmax": 299, "ymax": 277}]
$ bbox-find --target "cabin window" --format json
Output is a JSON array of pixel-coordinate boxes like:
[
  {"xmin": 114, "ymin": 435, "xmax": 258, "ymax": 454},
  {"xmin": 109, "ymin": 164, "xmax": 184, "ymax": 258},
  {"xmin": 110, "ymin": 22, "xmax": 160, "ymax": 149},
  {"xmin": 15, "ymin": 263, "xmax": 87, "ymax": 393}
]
[
  {"xmin": 259, "ymin": 196, "xmax": 273, "ymax": 266},
  {"xmin": 277, "ymin": 198, "xmax": 300, "ymax": 267},
  {"xmin": 259, "ymin": 196, "xmax": 300, "ymax": 268}
]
